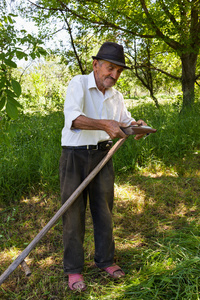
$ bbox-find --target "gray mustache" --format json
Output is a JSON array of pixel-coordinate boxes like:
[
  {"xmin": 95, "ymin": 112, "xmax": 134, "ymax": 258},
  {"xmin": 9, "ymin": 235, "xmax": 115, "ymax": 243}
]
[{"xmin": 106, "ymin": 76, "xmax": 116, "ymax": 83}]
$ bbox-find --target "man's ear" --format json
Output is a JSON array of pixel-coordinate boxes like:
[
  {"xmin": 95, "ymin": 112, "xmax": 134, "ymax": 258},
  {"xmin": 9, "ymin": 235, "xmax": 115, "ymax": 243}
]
[{"xmin": 93, "ymin": 59, "xmax": 98, "ymax": 70}]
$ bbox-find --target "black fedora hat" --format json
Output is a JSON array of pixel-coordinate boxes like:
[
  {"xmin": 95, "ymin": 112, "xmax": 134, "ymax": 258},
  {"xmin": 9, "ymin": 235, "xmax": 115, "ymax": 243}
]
[{"xmin": 92, "ymin": 42, "xmax": 130, "ymax": 69}]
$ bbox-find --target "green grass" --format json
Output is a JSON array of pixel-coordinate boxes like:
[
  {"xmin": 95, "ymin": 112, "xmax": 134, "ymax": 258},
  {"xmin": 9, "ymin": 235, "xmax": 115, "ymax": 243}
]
[
  {"xmin": 1, "ymin": 101, "xmax": 200, "ymax": 203},
  {"xmin": 0, "ymin": 99, "xmax": 200, "ymax": 299},
  {"xmin": 0, "ymin": 157, "xmax": 200, "ymax": 299},
  {"xmin": 0, "ymin": 111, "xmax": 64, "ymax": 202},
  {"xmin": 114, "ymin": 101, "xmax": 200, "ymax": 173}
]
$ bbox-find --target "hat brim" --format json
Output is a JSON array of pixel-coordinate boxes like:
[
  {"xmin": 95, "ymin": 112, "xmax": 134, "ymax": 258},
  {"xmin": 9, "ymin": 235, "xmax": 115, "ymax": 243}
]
[{"xmin": 92, "ymin": 56, "xmax": 131, "ymax": 69}]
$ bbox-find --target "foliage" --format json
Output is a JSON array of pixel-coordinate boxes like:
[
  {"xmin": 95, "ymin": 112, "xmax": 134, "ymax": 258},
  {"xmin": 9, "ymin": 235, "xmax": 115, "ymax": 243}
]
[
  {"xmin": 125, "ymin": 38, "xmax": 182, "ymax": 107},
  {"xmin": 0, "ymin": 142, "xmax": 200, "ymax": 299},
  {"xmin": 19, "ymin": 56, "xmax": 69, "ymax": 110},
  {"xmin": 58, "ymin": 32, "xmax": 97, "ymax": 76},
  {"xmin": 114, "ymin": 100, "xmax": 200, "ymax": 173},
  {"xmin": 0, "ymin": 12, "xmax": 47, "ymax": 119},
  {"xmin": 0, "ymin": 97, "xmax": 200, "ymax": 203},
  {"xmin": 0, "ymin": 110, "xmax": 63, "ymax": 202},
  {"xmin": 20, "ymin": 0, "xmax": 200, "ymax": 109},
  {"xmin": 0, "ymin": 94, "xmax": 200, "ymax": 298}
]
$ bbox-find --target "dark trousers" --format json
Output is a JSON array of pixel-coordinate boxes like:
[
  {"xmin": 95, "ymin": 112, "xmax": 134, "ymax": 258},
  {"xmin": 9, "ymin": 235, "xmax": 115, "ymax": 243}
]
[{"xmin": 59, "ymin": 148, "xmax": 115, "ymax": 274}]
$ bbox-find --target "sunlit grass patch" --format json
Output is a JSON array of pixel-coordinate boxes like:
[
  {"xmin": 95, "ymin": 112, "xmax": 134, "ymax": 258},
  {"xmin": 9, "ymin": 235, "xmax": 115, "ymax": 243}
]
[
  {"xmin": 0, "ymin": 247, "xmax": 22, "ymax": 264},
  {"xmin": 1, "ymin": 176, "xmax": 200, "ymax": 299},
  {"xmin": 0, "ymin": 101, "xmax": 200, "ymax": 299}
]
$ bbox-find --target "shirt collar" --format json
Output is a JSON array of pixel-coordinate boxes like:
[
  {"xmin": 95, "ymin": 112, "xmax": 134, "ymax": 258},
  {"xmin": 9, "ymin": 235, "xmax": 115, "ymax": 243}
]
[
  {"xmin": 88, "ymin": 71, "xmax": 115, "ymax": 99},
  {"xmin": 88, "ymin": 72, "xmax": 97, "ymax": 89}
]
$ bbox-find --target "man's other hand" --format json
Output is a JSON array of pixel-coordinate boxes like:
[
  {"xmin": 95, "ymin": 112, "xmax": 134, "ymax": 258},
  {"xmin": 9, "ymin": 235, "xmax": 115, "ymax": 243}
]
[{"xmin": 131, "ymin": 119, "xmax": 147, "ymax": 140}]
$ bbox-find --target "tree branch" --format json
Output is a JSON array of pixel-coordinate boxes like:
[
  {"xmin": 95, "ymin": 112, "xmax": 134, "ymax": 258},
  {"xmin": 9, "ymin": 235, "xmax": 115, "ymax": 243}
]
[
  {"xmin": 60, "ymin": 11, "xmax": 86, "ymax": 74},
  {"xmin": 195, "ymin": 73, "xmax": 200, "ymax": 80},
  {"xmin": 135, "ymin": 63, "xmax": 181, "ymax": 80},
  {"xmin": 28, "ymin": 0, "xmax": 62, "ymax": 11},
  {"xmin": 190, "ymin": 1, "xmax": 200, "ymax": 47},
  {"xmin": 195, "ymin": 79, "xmax": 200, "ymax": 86},
  {"xmin": 159, "ymin": 0, "xmax": 180, "ymax": 29},
  {"xmin": 139, "ymin": 0, "xmax": 181, "ymax": 50},
  {"xmin": 28, "ymin": 0, "xmax": 158, "ymax": 39}
]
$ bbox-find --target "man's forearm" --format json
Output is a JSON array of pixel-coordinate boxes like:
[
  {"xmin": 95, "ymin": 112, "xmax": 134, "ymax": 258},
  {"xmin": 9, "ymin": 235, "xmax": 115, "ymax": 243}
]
[
  {"xmin": 72, "ymin": 115, "xmax": 127, "ymax": 139},
  {"xmin": 72, "ymin": 115, "xmax": 148, "ymax": 140},
  {"xmin": 72, "ymin": 115, "xmax": 107, "ymax": 131}
]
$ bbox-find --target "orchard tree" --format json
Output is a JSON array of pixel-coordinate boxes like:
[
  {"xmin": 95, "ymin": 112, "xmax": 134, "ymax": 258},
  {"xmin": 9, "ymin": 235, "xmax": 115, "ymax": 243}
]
[
  {"xmin": 125, "ymin": 38, "xmax": 182, "ymax": 107},
  {"xmin": 24, "ymin": 0, "xmax": 200, "ymax": 109},
  {"xmin": 127, "ymin": 39, "xmax": 161, "ymax": 108},
  {"xmin": 21, "ymin": 1, "xmax": 105, "ymax": 76},
  {"xmin": 0, "ymin": 7, "xmax": 47, "ymax": 119}
]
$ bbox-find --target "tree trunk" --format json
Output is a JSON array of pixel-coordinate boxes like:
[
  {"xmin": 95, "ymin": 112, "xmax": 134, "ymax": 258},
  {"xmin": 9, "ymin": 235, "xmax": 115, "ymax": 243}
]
[
  {"xmin": 149, "ymin": 91, "xmax": 159, "ymax": 108},
  {"xmin": 181, "ymin": 53, "xmax": 198, "ymax": 108}
]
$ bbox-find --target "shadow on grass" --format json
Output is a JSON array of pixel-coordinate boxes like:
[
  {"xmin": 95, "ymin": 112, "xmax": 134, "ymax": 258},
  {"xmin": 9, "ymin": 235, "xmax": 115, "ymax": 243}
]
[
  {"xmin": 112, "ymin": 153, "xmax": 200, "ymax": 299},
  {"xmin": 0, "ymin": 153, "xmax": 200, "ymax": 299}
]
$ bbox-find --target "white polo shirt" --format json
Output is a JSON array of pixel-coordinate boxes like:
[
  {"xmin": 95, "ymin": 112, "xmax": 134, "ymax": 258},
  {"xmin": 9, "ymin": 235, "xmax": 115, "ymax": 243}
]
[{"xmin": 61, "ymin": 71, "xmax": 135, "ymax": 146}]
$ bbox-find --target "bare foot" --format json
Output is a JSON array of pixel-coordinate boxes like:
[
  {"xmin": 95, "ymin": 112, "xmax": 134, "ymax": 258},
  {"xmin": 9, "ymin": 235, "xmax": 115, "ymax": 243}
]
[
  {"xmin": 68, "ymin": 273, "xmax": 86, "ymax": 291},
  {"xmin": 103, "ymin": 264, "xmax": 125, "ymax": 279},
  {"xmin": 72, "ymin": 281, "xmax": 86, "ymax": 291},
  {"xmin": 112, "ymin": 269, "xmax": 125, "ymax": 278}
]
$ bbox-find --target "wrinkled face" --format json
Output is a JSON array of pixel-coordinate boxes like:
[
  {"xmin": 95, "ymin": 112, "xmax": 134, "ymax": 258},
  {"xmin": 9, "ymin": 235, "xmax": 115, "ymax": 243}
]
[{"xmin": 93, "ymin": 60, "xmax": 124, "ymax": 94}]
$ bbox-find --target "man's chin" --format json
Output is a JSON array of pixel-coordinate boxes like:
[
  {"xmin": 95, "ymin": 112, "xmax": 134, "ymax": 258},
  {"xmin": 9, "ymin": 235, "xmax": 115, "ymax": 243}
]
[{"xmin": 104, "ymin": 79, "xmax": 116, "ymax": 88}]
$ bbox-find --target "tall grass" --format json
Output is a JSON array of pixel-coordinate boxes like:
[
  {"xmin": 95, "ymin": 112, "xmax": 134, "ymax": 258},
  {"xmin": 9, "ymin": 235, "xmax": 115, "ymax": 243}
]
[
  {"xmin": 0, "ymin": 111, "xmax": 64, "ymax": 202},
  {"xmin": 117, "ymin": 232, "xmax": 200, "ymax": 299},
  {"xmin": 1, "ymin": 165, "xmax": 200, "ymax": 299},
  {"xmin": 0, "ymin": 99, "xmax": 200, "ymax": 299},
  {"xmin": 0, "ymin": 100, "xmax": 200, "ymax": 204},
  {"xmin": 114, "ymin": 101, "xmax": 200, "ymax": 172}
]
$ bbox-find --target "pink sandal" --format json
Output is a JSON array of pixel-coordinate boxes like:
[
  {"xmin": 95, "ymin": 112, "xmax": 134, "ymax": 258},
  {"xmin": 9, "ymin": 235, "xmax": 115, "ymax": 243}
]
[
  {"xmin": 103, "ymin": 264, "xmax": 125, "ymax": 279},
  {"xmin": 68, "ymin": 273, "xmax": 86, "ymax": 291}
]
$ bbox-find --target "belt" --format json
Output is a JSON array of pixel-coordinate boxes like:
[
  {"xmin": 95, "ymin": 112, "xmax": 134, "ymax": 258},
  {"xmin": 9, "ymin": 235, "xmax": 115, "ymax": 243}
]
[{"xmin": 62, "ymin": 140, "xmax": 113, "ymax": 151}]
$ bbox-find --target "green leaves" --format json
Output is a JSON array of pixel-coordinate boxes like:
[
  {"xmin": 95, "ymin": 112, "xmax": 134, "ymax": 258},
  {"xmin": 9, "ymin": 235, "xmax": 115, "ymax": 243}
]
[
  {"xmin": 6, "ymin": 100, "xmax": 19, "ymax": 119},
  {"xmin": 0, "ymin": 12, "xmax": 47, "ymax": 119},
  {"xmin": 0, "ymin": 85, "xmax": 23, "ymax": 119},
  {"xmin": 0, "ymin": 14, "xmax": 22, "ymax": 119},
  {"xmin": 0, "ymin": 97, "xmax": 6, "ymax": 110},
  {"xmin": 5, "ymin": 91, "xmax": 23, "ymax": 119},
  {"xmin": 4, "ymin": 59, "xmax": 17, "ymax": 68},
  {"xmin": 11, "ymin": 80, "xmax": 21, "ymax": 97}
]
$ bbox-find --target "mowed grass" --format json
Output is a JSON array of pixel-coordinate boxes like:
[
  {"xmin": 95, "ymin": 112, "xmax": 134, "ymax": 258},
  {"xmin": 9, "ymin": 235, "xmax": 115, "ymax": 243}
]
[
  {"xmin": 0, "ymin": 153, "xmax": 200, "ymax": 299},
  {"xmin": 0, "ymin": 99, "xmax": 200, "ymax": 299}
]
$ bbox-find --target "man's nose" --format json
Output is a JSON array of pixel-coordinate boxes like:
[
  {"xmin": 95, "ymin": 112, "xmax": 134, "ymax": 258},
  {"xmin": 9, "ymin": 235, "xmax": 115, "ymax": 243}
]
[{"xmin": 111, "ymin": 69, "xmax": 119, "ymax": 80}]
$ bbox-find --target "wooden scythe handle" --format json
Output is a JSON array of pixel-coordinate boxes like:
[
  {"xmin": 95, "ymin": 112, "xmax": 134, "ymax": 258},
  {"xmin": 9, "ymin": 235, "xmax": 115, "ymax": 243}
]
[{"xmin": 0, "ymin": 137, "xmax": 127, "ymax": 285}]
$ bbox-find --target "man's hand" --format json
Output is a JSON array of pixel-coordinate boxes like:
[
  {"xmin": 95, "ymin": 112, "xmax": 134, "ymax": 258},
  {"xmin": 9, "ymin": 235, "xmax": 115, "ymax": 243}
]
[
  {"xmin": 72, "ymin": 116, "xmax": 148, "ymax": 140},
  {"xmin": 103, "ymin": 120, "xmax": 127, "ymax": 139},
  {"xmin": 72, "ymin": 116, "xmax": 127, "ymax": 139},
  {"xmin": 131, "ymin": 119, "xmax": 147, "ymax": 140}
]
